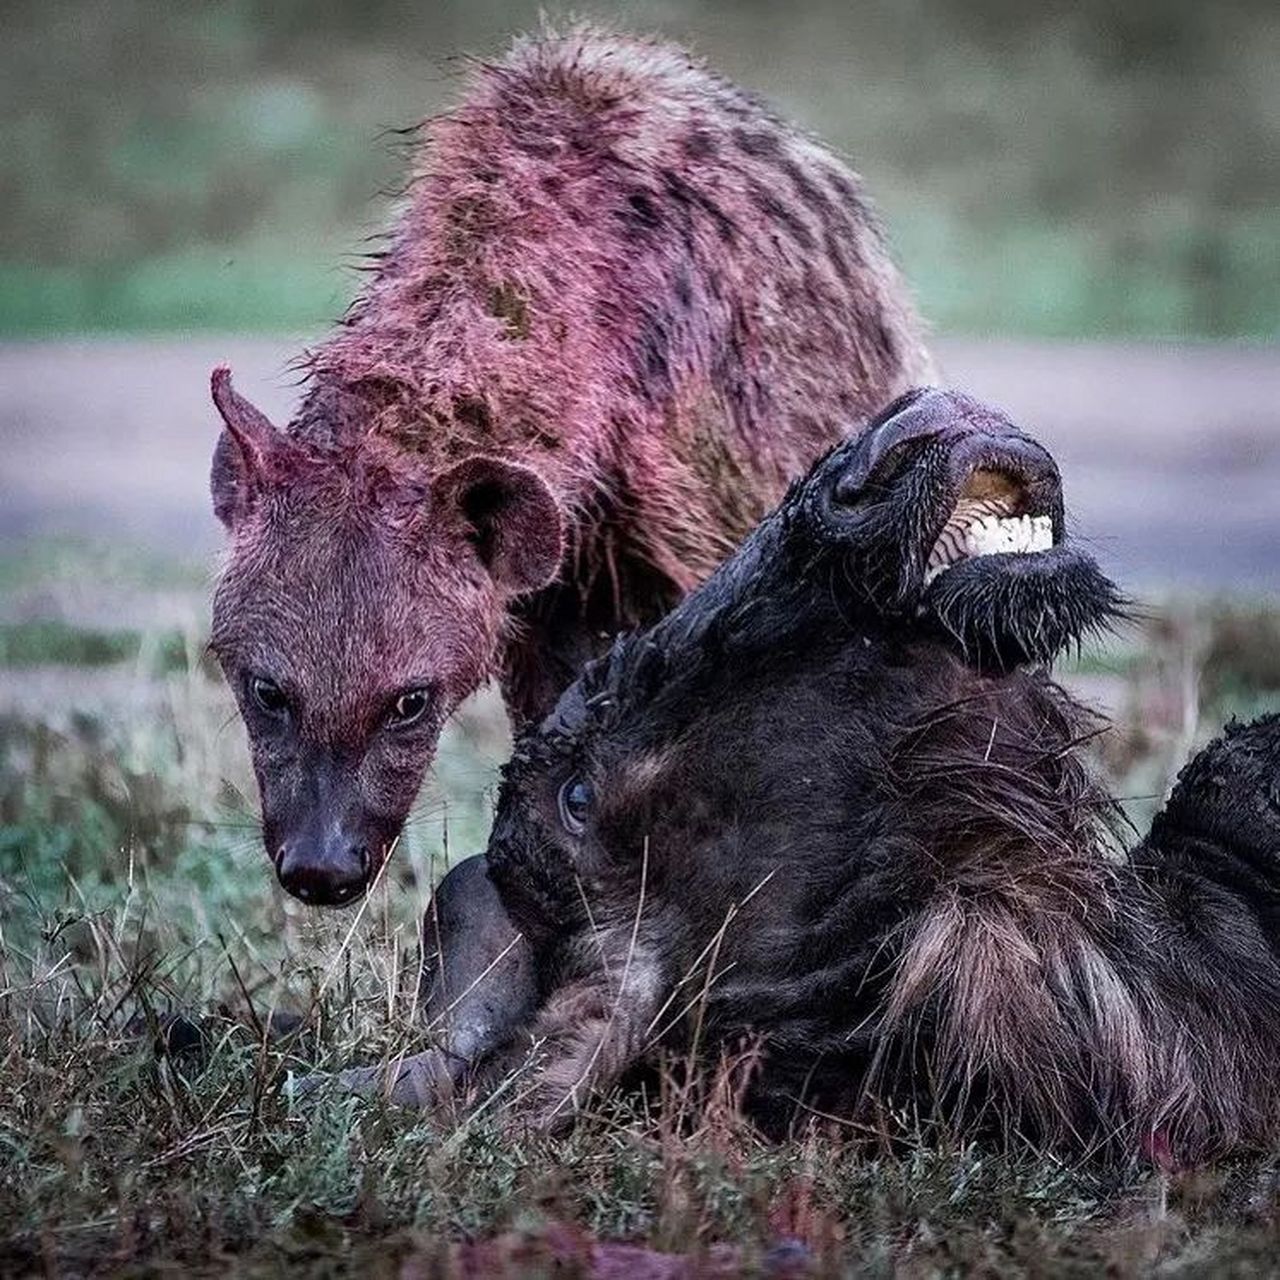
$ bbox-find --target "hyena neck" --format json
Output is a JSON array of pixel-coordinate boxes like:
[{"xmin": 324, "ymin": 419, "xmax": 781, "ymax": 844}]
[{"xmin": 290, "ymin": 367, "xmax": 582, "ymax": 485}]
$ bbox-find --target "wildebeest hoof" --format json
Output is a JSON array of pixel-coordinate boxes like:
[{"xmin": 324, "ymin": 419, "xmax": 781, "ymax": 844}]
[{"xmin": 127, "ymin": 1011, "xmax": 210, "ymax": 1060}]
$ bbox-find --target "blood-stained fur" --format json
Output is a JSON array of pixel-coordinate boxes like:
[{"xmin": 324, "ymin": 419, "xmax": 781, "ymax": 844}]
[
  {"xmin": 207, "ymin": 28, "xmax": 931, "ymax": 906},
  {"xmin": 379, "ymin": 389, "xmax": 1278, "ymax": 1165}
]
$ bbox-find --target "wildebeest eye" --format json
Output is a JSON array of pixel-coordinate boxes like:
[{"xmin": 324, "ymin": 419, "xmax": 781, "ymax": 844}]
[
  {"xmin": 557, "ymin": 776, "xmax": 593, "ymax": 836},
  {"xmin": 250, "ymin": 676, "xmax": 289, "ymax": 717},
  {"xmin": 389, "ymin": 689, "xmax": 430, "ymax": 728}
]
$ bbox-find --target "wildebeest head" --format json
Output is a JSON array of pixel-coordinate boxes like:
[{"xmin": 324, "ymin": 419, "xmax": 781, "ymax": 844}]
[
  {"xmin": 484, "ymin": 388, "xmax": 1124, "ymax": 1128},
  {"xmin": 207, "ymin": 368, "xmax": 562, "ymax": 905},
  {"xmin": 804, "ymin": 385, "xmax": 1121, "ymax": 670}
]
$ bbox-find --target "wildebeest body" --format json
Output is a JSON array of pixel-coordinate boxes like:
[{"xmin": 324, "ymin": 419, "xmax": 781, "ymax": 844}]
[{"xmin": 465, "ymin": 391, "xmax": 1280, "ymax": 1163}]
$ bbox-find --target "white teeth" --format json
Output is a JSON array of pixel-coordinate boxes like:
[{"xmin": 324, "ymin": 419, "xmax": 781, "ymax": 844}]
[
  {"xmin": 925, "ymin": 513, "xmax": 1054, "ymax": 585},
  {"xmin": 965, "ymin": 512, "xmax": 1054, "ymax": 557}
]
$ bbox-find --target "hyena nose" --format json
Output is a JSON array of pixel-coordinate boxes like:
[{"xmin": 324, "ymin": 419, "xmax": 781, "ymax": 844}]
[{"xmin": 277, "ymin": 838, "xmax": 370, "ymax": 907}]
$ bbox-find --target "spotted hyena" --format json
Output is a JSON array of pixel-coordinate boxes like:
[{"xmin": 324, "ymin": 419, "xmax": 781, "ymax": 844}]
[{"xmin": 207, "ymin": 28, "xmax": 932, "ymax": 908}]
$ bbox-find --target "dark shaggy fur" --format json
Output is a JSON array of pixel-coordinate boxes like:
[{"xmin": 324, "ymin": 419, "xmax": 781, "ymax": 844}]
[
  {"xmin": 206, "ymin": 27, "xmax": 930, "ymax": 906},
  {"xmin": 384, "ymin": 389, "xmax": 1277, "ymax": 1165}
]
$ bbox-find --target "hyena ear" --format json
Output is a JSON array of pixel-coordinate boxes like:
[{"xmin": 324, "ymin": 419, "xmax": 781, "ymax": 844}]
[
  {"xmin": 209, "ymin": 366, "xmax": 285, "ymax": 530},
  {"xmin": 432, "ymin": 456, "xmax": 563, "ymax": 594}
]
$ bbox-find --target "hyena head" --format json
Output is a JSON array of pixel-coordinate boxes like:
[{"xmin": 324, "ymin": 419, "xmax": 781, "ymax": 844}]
[{"xmin": 207, "ymin": 368, "xmax": 562, "ymax": 906}]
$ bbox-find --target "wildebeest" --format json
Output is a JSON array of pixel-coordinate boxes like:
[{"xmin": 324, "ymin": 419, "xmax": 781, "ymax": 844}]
[
  {"xmin": 206, "ymin": 28, "xmax": 930, "ymax": 908},
  {"xmin": 333, "ymin": 388, "xmax": 1280, "ymax": 1166}
]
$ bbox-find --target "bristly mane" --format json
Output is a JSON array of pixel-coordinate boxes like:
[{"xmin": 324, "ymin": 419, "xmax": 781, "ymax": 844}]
[
  {"xmin": 869, "ymin": 682, "xmax": 1280, "ymax": 1161},
  {"xmin": 866, "ymin": 662, "xmax": 1150, "ymax": 1149}
]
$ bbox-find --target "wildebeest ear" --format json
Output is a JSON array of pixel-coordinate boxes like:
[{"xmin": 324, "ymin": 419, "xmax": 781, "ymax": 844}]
[
  {"xmin": 432, "ymin": 456, "xmax": 563, "ymax": 594},
  {"xmin": 209, "ymin": 366, "xmax": 285, "ymax": 530}
]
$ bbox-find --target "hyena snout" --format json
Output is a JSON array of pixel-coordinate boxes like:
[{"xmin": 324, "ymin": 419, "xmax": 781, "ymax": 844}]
[
  {"xmin": 262, "ymin": 752, "xmax": 401, "ymax": 907},
  {"xmin": 276, "ymin": 828, "xmax": 371, "ymax": 906}
]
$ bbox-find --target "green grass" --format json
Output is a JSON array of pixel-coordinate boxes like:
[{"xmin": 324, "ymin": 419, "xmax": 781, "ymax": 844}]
[
  {"xmin": 0, "ymin": 538, "xmax": 207, "ymax": 595},
  {"xmin": 0, "ymin": 250, "xmax": 354, "ymax": 337},
  {"xmin": 10, "ymin": 215, "xmax": 1280, "ymax": 339},
  {"xmin": 0, "ymin": 620, "xmax": 194, "ymax": 673},
  {"xmin": 3, "ymin": 544, "xmax": 1280, "ymax": 1273}
]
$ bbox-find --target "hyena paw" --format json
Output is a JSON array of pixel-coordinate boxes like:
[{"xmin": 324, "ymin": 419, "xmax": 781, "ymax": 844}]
[{"xmin": 287, "ymin": 1048, "xmax": 460, "ymax": 1109}]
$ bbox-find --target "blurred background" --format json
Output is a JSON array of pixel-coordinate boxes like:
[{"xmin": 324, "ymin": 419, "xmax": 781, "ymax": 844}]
[
  {"xmin": 2, "ymin": 0, "xmax": 1278, "ymax": 584},
  {"xmin": 1, "ymin": 1, "xmax": 1278, "ymax": 949},
  {"xmin": 4, "ymin": 0, "xmax": 1280, "ymax": 337}
]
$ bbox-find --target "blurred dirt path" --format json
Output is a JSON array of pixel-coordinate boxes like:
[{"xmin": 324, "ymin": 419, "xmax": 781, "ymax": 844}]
[{"xmin": 1, "ymin": 336, "xmax": 1277, "ymax": 592}]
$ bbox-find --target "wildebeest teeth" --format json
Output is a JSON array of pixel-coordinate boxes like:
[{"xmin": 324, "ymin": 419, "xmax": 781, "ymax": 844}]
[{"xmin": 925, "ymin": 506, "xmax": 1055, "ymax": 585}]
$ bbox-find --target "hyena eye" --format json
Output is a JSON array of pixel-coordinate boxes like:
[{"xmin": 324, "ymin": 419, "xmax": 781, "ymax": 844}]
[
  {"xmin": 557, "ymin": 776, "xmax": 593, "ymax": 836},
  {"xmin": 250, "ymin": 676, "xmax": 289, "ymax": 717},
  {"xmin": 389, "ymin": 689, "xmax": 430, "ymax": 728}
]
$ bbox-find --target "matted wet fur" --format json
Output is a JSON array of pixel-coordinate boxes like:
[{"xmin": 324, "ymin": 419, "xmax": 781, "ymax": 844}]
[
  {"xmin": 205, "ymin": 26, "xmax": 930, "ymax": 907},
  {"xmin": 400, "ymin": 388, "xmax": 1279, "ymax": 1166}
]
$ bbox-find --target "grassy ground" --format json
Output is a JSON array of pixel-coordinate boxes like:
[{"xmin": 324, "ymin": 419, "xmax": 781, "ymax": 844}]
[{"xmin": 2, "ymin": 540, "xmax": 1280, "ymax": 1276}]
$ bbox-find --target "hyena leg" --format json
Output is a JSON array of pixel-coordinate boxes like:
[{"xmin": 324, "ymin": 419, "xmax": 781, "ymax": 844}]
[
  {"xmin": 294, "ymin": 855, "xmax": 537, "ymax": 1108},
  {"xmin": 499, "ymin": 936, "xmax": 664, "ymax": 1132}
]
